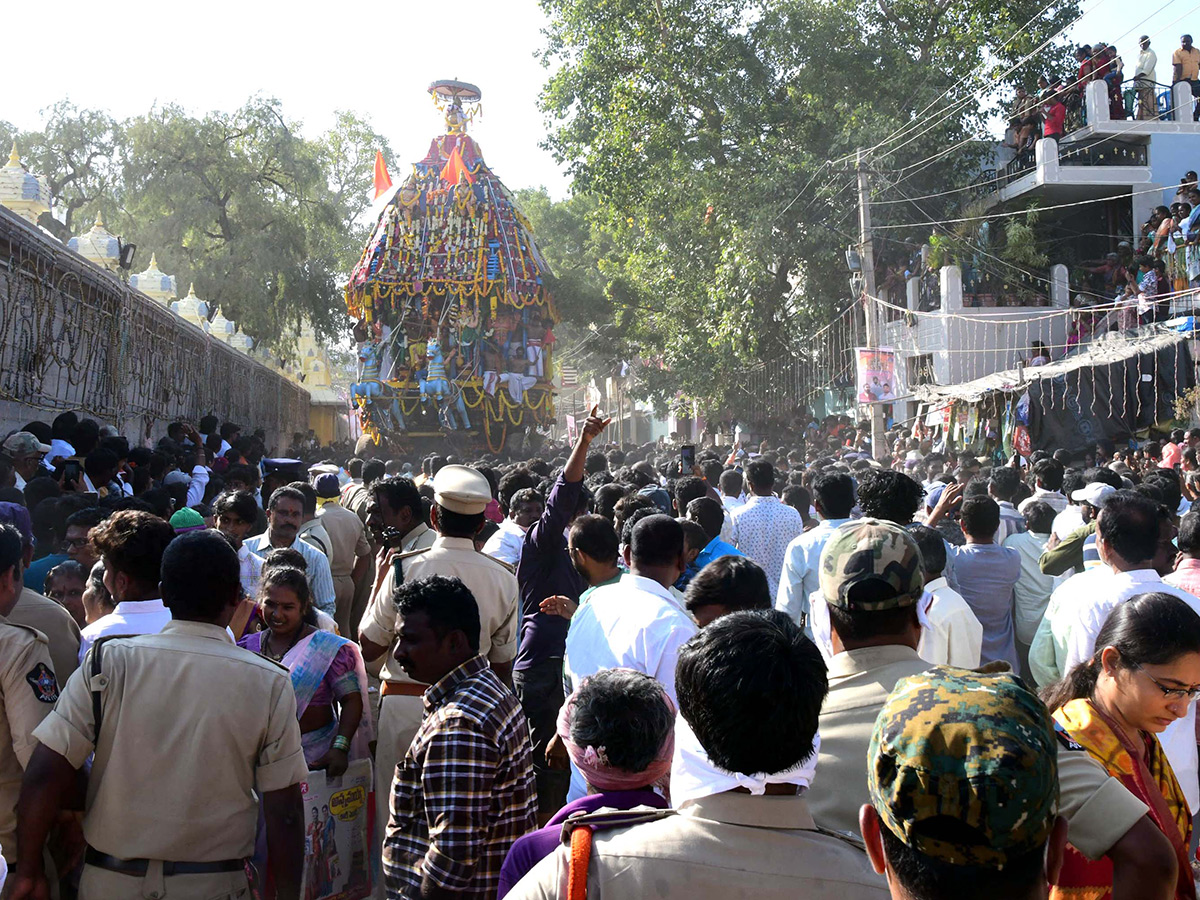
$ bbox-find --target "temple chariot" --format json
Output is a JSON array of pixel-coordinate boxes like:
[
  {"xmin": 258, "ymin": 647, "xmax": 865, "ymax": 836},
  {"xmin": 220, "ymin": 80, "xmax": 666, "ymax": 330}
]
[{"xmin": 345, "ymin": 80, "xmax": 558, "ymax": 454}]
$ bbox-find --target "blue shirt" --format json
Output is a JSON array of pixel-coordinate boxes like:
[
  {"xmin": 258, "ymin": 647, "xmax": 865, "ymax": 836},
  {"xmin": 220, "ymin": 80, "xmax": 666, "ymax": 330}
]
[
  {"xmin": 948, "ymin": 542, "xmax": 1021, "ymax": 669},
  {"xmin": 694, "ymin": 536, "xmax": 744, "ymax": 571}
]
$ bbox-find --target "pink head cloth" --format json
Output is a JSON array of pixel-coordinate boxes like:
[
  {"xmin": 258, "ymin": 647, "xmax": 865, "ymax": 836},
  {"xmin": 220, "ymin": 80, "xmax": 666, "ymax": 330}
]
[{"xmin": 556, "ymin": 670, "xmax": 675, "ymax": 793}]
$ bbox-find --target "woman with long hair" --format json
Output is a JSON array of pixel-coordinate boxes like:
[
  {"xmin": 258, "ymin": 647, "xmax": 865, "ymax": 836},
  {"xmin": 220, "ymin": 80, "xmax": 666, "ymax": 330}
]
[
  {"xmin": 1043, "ymin": 592, "xmax": 1200, "ymax": 900},
  {"xmin": 237, "ymin": 566, "xmax": 372, "ymax": 773}
]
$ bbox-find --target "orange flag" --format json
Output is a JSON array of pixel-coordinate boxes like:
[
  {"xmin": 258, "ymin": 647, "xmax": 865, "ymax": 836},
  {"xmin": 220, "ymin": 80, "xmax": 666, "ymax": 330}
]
[
  {"xmin": 373, "ymin": 150, "xmax": 393, "ymax": 200},
  {"xmin": 439, "ymin": 145, "xmax": 474, "ymax": 186}
]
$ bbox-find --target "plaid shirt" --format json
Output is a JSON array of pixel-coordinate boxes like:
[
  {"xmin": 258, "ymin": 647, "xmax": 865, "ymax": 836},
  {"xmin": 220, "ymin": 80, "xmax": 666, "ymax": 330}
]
[{"xmin": 383, "ymin": 655, "xmax": 536, "ymax": 899}]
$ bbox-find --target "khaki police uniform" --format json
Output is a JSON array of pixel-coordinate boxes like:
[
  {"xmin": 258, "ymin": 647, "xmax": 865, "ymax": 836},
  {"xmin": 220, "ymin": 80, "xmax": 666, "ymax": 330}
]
[
  {"xmin": 298, "ymin": 518, "xmax": 333, "ymax": 560},
  {"xmin": 0, "ymin": 618, "xmax": 59, "ymax": 866},
  {"xmin": 33, "ymin": 620, "xmax": 308, "ymax": 900},
  {"xmin": 507, "ymin": 795, "xmax": 889, "ymax": 900},
  {"xmin": 359, "ymin": 466, "xmax": 519, "ymax": 873},
  {"xmin": 317, "ymin": 500, "xmax": 372, "ymax": 634},
  {"xmin": 11, "ymin": 587, "xmax": 81, "ymax": 684},
  {"xmin": 808, "ymin": 645, "xmax": 931, "ymax": 838}
]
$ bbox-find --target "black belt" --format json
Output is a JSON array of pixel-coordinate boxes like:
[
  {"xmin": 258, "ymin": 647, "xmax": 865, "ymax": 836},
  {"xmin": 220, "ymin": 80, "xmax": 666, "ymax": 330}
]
[{"xmin": 85, "ymin": 847, "xmax": 244, "ymax": 877}]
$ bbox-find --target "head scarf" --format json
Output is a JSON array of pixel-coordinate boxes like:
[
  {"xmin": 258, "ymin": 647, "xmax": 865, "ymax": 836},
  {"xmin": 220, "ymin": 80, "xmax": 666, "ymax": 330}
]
[
  {"xmin": 670, "ymin": 714, "xmax": 820, "ymax": 806},
  {"xmin": 557, "ymin": 672, "xmax": 675, "ymax": 792}
]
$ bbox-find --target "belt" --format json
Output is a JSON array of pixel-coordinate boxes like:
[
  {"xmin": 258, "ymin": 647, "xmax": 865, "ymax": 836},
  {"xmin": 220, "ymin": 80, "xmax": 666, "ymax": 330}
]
[
  {"xmin": 381, "ymin": 680, "xmax": 428, "ymax": 697},
  {"xmin": 85, "ymin": 847, "xmax": 244, "ymax": 877}
]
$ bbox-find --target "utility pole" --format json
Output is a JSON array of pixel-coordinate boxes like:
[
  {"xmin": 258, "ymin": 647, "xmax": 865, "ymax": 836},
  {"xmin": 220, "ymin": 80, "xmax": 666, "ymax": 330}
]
[{"xmin": 857, "ymin": 148, "xmax": 887, "ymax": 463}]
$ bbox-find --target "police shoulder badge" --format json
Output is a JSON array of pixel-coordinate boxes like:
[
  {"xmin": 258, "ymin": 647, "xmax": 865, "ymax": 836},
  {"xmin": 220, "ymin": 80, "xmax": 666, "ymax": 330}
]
[{"xmin": 26, "ymin": 663, "xmax": 59, "ymax": 703}]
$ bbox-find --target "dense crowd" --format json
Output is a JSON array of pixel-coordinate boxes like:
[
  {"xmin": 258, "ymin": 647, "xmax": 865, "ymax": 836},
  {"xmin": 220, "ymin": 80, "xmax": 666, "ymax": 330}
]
[{"xmin": 2, "ymin": 406, "xmax": 1200, "ymax": 899}]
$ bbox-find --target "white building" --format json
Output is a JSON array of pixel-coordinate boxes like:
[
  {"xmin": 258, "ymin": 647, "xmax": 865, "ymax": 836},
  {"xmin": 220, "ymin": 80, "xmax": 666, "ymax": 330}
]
[{"xmin": 881, "ymin": 80, "xmax": 1200, "ymax": 424}]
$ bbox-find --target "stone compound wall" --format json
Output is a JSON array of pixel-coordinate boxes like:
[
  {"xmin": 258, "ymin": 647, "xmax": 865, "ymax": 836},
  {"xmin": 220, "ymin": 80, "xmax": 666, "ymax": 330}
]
[{"xmin": 0, "ymin": 206, "xmax": 308, "ymax": 450}]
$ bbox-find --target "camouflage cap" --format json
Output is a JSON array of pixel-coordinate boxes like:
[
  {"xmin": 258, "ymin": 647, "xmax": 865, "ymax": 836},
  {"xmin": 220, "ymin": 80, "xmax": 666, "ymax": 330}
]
[
  {"xmin": 867, "ymin": 666, "xmax": 1058, "ymax": 869},
  {"xmin": 818, "ymin": 518, "xmax": 924, "ymax": 611}
]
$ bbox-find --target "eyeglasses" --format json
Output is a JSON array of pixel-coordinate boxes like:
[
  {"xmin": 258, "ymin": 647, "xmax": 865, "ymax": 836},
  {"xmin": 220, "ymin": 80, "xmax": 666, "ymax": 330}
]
[
  {"xmin": 1136, "ymin": 666, "xmax": 1200, "ymax": 701},
  {"xmin": 64, "ymin": 538, "xmax": 90, "ymax": 549}
]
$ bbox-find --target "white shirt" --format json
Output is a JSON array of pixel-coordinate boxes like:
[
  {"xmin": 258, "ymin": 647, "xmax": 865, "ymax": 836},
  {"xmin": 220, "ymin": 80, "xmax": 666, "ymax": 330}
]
[
  {"xmin": 720, "ymin": 494, "xmax": 744, "ymax": 515},
  {"xmin": 1004, "ymin": 530, "xmax": 1061, "ymax": 645},
  {"xmin": 1051, "ymin": 505, "xmax": 1086, "ymax": 540},
  {"xmin": 482, "ymin": 519, "xmax": 527, "ymax": 567},
  {"xmin": 775, "ymin": 517, "xmax": 851, "ymax": 633},
  {"xmin": 1018, "ymin": 488, "xmax": 1068, "ymax": 515},
  {"xmin": 918, "ymin": 577, "xmax": 983, "ymax": 668},
  {"xmin": 243, "ymin": 532, "xmax": 336, "ymax": 616},
  {"xmin": 564, "ymin": 573, "xmax": 698, "ymax": 800},
  {"xmin": 44, "ymin": 439, "xmax": 74, "ymax": 468},
  {"xmin": 186, "ymin": 465, "xmax": 211, "ymax": 509},
  {"xmin": 238, "ymin": 543, "xmax": 264, "ymax": 599},
  {"xmin": 1061, "ymin": 567, "xmax": 1200, "ymax": 812},
  {"xmin": 730, "ymin": 495, "xmax": 804, "ymax": 598},
  {"xmin": 14, "ymin": 472, "xmax": 25, "ymax": 492},
  {"xmin": 78, "ymin": 599, "xmax": 173, "ymax": 662},
  {"xmin": 1136, "ymin": 47, "xmax": 1158, "ymax": 80}
]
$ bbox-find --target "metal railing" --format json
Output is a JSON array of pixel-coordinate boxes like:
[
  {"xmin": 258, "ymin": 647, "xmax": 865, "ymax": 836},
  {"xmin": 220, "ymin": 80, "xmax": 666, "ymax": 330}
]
[
  {"xmin": 962, "ymin": 265, "xmax": 1050, "ymax": 308},
  {"xmin": 1002, "ymin": 144, "xmax": 1037, "ymax": 185},
  {"xmin": 1059, "ymin": 137, "xmax": 1148, "ymax": 166}
]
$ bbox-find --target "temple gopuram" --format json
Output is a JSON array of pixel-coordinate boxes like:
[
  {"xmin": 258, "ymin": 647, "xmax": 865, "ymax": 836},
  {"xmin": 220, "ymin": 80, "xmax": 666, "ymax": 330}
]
[{"xmin": 345, "ymin": 80, "xmax": 557, "ymax": 453}]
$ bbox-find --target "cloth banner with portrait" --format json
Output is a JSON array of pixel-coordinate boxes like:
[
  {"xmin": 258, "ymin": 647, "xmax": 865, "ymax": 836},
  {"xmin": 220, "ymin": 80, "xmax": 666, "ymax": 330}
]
[{"xmin": 855, "ymin": 348, "xmax": 899, "ymax": 403}]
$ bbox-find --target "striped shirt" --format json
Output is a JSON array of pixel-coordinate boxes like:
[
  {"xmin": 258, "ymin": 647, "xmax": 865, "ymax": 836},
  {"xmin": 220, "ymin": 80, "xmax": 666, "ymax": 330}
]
[
  {"xmin": 242, "ymin": 533, "xmax": 336, "ymax": 616},
  {"xmin": 384, "ymin": 655, "xmax": 536, "ymax": 899}
]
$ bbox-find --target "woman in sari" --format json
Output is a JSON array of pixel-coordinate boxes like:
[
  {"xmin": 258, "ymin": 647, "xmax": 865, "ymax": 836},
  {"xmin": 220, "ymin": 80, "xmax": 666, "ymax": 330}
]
[
  {"xmin": 1043, "ymin": 592, "xmax": 1200, "ymax": 900},
  {"xmin": 238, "ymin": 566, "xmax": 371, "ymax": 773}
]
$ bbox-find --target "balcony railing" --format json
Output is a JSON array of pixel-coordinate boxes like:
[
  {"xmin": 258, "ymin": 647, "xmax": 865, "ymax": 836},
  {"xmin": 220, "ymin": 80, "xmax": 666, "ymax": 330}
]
[
  {"xmin": 1059, "ymin": 137, "xmax": 1148, "ymax": 167},
  {"xmin": 962, "ymin": 265, "xmax": 1051, "ymax": 308},
  {"xmin": 1002, "ymin": 144, "xmax": 1037, "ymax": 185}
]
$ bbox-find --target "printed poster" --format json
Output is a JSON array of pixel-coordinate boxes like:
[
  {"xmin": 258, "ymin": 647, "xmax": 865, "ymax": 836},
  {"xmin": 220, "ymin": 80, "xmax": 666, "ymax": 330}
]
[
  {"xmin": 300, "ymin": 759, "xmax": 375, "ymax": 900},
  {"xmin": 855, "ymin": 348, "xmax": 898, "ymax": 403}
]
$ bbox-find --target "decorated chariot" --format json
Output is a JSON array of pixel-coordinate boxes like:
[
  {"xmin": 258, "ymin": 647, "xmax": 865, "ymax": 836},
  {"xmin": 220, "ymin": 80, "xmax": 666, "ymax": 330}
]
[{"xmin": 345, "ymin": 80, "xmax": 557, "ymax": 453}]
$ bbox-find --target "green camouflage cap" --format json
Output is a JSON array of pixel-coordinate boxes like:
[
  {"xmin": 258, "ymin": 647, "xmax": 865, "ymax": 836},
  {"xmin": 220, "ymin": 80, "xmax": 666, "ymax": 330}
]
[
  {"xmin": 867, "ymin": 666, "xmax": 1058, "ymax": 869},
  {"xmin": 818, "ymin": 518, "xmax": 924, "ymax": 611}
]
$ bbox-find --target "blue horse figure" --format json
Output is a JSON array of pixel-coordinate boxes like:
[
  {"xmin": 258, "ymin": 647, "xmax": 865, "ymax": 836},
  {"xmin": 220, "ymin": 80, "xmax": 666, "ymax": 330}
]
[
  {"xmin": 418, "ymin": 339, "xmax": 471, "ymax": 430},
  {"xmin": 351, "ymin": 342, "xmax": 405, "ymax": 431}
]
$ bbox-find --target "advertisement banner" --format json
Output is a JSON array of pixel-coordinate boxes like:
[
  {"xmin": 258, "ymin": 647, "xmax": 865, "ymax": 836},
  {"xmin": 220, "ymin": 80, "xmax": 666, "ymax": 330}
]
[
  {"xmin": 855, "ymin": 348, "xmax": 899, "ymax": 403},
  {"xmin": 299, "ymin": 760, "xmax": 375, "ymax": 900}
]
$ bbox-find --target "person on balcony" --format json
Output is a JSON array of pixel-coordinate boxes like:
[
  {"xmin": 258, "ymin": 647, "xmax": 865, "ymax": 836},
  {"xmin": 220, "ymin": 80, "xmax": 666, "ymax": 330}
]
[
  {"xmin": 1042, "ymin": 93, "xmax": 1068, "ymax": 139},
  {"xmin": 1094, "ymin": 43, "xmax": 1127, "ymax": 120},
  {"xmin": 1007, "ymin": 87, "xmax": 1042, "ymax": 150},
  {"xmin": 1136, "ymin": 36, "xmax": 1159, "ymax": 119},
  {"xmin": 1171, "ymin": 34, "xmax": 1200, "ymax": 121}
]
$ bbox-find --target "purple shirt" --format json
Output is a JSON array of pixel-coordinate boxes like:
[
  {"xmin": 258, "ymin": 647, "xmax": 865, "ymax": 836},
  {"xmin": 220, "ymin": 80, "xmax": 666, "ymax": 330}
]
[
  {"xmin": 496, "ymin": 789, "xmax": 667, "ymax": 897},
  {"xmin": 514, "ymin": 476, "xmax": 587, "ymax": 671}
]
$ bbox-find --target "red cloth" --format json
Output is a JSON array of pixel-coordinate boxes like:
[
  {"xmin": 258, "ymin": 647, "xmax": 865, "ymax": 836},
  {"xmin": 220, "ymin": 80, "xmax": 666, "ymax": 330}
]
[
  {"xmin": 1043, "ymin": 102, "xmax": 1066, "ymax": 136},
  {"xmin": 372, "ymin": 150, "xmax": 392, "ymax": 200}
]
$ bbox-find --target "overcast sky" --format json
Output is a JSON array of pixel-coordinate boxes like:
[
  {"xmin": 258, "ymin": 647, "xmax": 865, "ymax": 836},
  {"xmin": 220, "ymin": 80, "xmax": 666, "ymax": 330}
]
[{"xmin": 3, "ymin": 0, "xmax": 1191, "ymax": 203}]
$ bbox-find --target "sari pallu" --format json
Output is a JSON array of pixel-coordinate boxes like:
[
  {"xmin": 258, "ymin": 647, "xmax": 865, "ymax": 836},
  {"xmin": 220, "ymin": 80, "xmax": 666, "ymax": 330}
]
[
  {"xmin": 241, "ymin": 629, "xmax": 375, "ymax": 766},
  {"xmin": 1050, "ymin": 698, "xmax": 1195, "ymax": 900}
]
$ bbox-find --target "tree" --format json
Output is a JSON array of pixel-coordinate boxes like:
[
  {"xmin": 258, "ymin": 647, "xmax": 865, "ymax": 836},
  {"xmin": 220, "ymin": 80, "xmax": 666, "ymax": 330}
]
[
  {"xmin": 0, "ymin": 101, "xmax": 121, "ymax": 233},
  {"xmin": 4, "ymin": 98, "xmax": 394, "ymax": 354},
  {"xmin": 536, "ymin": 0, "xmax": 1079, "ymax": 413}
]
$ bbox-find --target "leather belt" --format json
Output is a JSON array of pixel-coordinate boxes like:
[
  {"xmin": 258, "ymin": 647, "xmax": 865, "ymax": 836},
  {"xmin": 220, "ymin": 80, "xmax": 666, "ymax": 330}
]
[
  {"xmin": 85, "ymin": 847, "xmax": 243, "ymax": 877},
  {"xmin": 381, "ymin": 680, "xmax": 428, "ymax": 697}
]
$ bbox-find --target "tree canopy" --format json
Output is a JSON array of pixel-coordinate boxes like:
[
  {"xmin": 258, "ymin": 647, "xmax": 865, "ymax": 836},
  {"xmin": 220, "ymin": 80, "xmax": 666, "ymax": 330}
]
[
  {"xmin": 1, "ymin": 99, "xmax": 391, "ymax": 349},
  {"xmin": 533, "ymin": 0, "xmax": 1079, "ymax": 412}
]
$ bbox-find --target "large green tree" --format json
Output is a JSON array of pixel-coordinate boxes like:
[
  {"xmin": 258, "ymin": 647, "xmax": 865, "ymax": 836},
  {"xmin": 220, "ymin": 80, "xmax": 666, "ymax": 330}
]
[
  {"xmin": 536, "ymin": 0, "xmax": 1079, "ymax": 412},
  {"xmin": 2, "ymin": 100, "xmax": 392, "ymax": 350}
]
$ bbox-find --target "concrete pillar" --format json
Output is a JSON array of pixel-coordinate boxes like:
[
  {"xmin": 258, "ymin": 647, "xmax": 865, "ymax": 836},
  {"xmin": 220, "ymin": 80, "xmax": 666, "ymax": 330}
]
[
  {"xmin": 1035, "ymin": 137, "xmax": 1060, "ymax": 184},
  {"xmin": 1173, "ymin": 82, "xmax": 1196, "ymax": 122},
  {"xmin": 1086, "ymin": 80, "xmax": 1109, "ymax": 125},
  {"xmin": 906, "ymin": 276, "xmax": 919, "ymax": 311},
  {"xmin": 1050, "ymin": 264, "xmax": 1070, "ymax": 308},
  {"xmin": 941, "ymin": 265, "xmax": 963, "ymax": 311}
]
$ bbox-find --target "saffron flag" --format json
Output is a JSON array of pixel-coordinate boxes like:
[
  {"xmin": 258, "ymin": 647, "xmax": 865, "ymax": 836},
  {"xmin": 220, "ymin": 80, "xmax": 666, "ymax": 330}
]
[
  {"xmin": 373, "ymin": 150, "xmax": 392, "ymax": 200},
  {"xmin": 439, "ymin": 145, "xmax": 474, "ymax": 186}
]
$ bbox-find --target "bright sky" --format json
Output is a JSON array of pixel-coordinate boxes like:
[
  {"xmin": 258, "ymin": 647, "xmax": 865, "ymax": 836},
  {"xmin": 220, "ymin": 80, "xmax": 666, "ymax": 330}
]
[
  {"xmin": 4, "ymin": 0, "xmax": 572, "ymax": 198},
  {"xmin": 5, "ymin": 0, "xmax": 1192, "ymax": 207}
]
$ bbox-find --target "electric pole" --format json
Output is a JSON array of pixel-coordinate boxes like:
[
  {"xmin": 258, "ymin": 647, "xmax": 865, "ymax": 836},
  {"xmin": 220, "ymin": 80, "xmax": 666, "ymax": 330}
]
[{"xmin": 857, "ymin": 148, "xmax": 887, "ymax": 462}]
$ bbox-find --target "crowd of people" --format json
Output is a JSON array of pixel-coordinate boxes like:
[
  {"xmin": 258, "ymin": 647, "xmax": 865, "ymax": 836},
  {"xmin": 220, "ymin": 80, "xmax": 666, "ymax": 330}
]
[
  {"xmin": 4, "ymin": 404, "xmax": 1200, "ymax": 899},
  {"xmin": 1006, "ymin": 33, "xmax": 1200, "ymax": 154}
]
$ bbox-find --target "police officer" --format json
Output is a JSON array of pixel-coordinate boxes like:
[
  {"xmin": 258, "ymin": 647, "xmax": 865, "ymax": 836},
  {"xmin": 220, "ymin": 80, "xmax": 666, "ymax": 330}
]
[
  {"xmin": 359, "ymin": 464, "xmax": 519, "ymax": 874},
  {"xmin": 12, "ymin": 531, "xmax": 308, "ymax": 900},
  {"xmin": 0, "ymin": 523, "xmax": 59, "ymax": 875}
]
